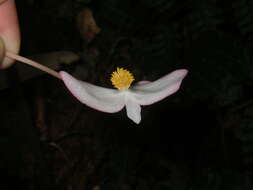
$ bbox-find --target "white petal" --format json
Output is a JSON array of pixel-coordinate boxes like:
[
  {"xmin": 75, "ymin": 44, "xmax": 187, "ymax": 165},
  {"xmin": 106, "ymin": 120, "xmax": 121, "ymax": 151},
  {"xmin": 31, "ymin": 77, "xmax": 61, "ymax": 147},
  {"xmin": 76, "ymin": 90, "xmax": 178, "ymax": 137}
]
[
  {"xmin": 125, "ymin": 96, "xmax": 141, "ymax": 124},
  {"xmin": 60, "ymin": 71, "xmax": 125, "ymax": 113},
  {"xmin": 130, "ymin": 69, "xmax": 188, "ymax": 105}
]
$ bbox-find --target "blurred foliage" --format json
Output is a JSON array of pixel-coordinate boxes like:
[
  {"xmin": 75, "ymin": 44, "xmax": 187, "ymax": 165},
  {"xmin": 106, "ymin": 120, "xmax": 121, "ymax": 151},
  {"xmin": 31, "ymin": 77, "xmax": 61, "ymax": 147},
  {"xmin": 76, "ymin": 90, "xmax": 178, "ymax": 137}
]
[
  {"xmin": 76, "ymin": 0, "xmax": 91, "ymax": 4},
  {"xmin": 231, "ymin": 0, "xmax": 253, "ymax": 45}
]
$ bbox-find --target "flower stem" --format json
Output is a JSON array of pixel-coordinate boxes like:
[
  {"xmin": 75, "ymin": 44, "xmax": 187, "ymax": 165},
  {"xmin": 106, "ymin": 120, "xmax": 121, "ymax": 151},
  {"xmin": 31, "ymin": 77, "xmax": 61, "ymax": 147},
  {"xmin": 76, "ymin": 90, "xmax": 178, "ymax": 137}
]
[{"xmin": 6, "ymin": 51, "xmax": 62, "ymax": 80}]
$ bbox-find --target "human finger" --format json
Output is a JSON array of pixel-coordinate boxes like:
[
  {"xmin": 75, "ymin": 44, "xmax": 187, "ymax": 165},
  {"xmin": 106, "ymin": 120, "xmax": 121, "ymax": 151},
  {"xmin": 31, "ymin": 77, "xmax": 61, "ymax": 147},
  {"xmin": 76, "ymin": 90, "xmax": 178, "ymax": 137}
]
[{"xmin": 0, "ymin": 0, "xmax": 21, "ymax": 69}]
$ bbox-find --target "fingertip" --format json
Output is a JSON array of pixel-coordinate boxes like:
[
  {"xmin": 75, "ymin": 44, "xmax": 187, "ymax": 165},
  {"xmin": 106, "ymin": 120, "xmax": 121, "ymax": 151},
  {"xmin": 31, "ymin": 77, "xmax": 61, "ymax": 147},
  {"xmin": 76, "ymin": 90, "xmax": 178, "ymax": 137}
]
[{"xmin": 0, "ymin": 0, "xmax": 20, "ymax": 69}]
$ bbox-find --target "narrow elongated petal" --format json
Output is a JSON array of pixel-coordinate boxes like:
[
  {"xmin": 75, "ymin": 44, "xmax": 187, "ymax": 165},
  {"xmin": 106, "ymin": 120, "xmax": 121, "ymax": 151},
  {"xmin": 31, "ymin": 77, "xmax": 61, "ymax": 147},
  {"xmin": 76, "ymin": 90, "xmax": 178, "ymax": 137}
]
[
  {"xmin": 130, "ymin": 69, "xmax": 188, "ymax": 105},
  {"xmin": 125, "ymin": 95, "xmax": 141, "ymax": 124},
  {"xmin": 60, "ymin": 71, "xmax": 125, "ymax": 113}
]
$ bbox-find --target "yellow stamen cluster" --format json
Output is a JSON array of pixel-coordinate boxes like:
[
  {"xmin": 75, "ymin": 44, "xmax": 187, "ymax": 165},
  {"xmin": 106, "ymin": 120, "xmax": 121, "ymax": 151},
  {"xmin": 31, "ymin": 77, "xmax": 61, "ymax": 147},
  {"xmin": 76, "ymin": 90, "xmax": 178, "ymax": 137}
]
[{"xmin": 110, "ymin": 67, "xmax": 134, "ymax": 90}]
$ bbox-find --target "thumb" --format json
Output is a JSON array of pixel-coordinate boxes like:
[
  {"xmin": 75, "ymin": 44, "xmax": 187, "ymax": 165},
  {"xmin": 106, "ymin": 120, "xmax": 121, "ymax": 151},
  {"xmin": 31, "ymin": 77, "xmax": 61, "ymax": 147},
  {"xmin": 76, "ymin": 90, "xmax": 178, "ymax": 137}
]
[{"xmin": 0, "ymin": 0, "xmax": 21, "ymax": 69}]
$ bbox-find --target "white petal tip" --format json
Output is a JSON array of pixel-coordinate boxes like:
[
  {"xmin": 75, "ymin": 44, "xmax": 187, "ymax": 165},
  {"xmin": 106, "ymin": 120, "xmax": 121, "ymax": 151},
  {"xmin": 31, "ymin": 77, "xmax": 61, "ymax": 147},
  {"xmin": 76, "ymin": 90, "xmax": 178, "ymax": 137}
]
[
  {"xmin": 174, "ymin": 69, "xmax": 188, "ymax": 78},
  {"xmin": 180, "ymin": 69, "xmax": 188, "ymax": 76},
  {"xmin": 131, "ymin": 118, "xmax": 141, "ymax": 124}
]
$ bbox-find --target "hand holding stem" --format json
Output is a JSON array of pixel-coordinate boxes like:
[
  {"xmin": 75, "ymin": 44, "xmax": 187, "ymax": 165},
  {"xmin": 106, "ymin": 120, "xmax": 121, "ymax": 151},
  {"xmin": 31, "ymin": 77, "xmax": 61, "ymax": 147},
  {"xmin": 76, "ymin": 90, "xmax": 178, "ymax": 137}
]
[{"xmin": 0, "ymin": 0, "xmax": 61, "ymax": 79}]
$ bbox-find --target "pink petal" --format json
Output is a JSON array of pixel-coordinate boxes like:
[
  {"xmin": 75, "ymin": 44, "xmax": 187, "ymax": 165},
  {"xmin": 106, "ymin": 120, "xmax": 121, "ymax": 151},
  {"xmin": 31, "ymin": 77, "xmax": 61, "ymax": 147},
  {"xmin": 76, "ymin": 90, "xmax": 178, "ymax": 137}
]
[
  {"xmin": 130, "ymin": 69, "xmax": 188, "ymax": 105},
  {"xmin": 60, "ymin": 71, "xmax": 125, "ymax": 113},
  {"xmin": 136, "ymin": 80, "xmax": 150, "ymax": 85}
]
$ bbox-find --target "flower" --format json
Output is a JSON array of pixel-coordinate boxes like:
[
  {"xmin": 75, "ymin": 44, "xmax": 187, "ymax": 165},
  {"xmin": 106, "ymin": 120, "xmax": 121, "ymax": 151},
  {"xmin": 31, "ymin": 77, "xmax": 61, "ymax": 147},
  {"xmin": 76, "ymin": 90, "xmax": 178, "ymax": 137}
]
[{"xmin": 60, "ymin": 68, "xmax": 188, "ymax": 124}]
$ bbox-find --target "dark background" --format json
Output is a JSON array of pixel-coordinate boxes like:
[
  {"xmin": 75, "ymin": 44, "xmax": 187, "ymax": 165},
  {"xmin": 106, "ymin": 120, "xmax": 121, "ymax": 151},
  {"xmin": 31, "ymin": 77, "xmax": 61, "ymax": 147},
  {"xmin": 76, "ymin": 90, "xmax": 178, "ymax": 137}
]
[{"xmin": 1, "ymin": 0, "xmax": 253, "ymax": 189}]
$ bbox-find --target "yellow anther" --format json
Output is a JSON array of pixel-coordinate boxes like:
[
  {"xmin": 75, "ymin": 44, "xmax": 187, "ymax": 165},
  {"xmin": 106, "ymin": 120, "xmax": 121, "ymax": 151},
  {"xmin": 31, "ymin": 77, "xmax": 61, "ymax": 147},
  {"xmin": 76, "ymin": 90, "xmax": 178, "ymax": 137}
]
[{"xmin": 110, "ymin": 67, "xmax": 134, "ymax": 90}]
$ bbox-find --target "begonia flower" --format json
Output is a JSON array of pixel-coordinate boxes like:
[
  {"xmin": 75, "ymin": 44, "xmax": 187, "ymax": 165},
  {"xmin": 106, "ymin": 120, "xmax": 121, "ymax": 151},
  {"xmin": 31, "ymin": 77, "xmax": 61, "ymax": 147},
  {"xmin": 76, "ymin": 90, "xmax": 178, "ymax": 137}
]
[
  {"xmin": 5, "ymin": 50, "xmax": 188, "ymax": 124},
  {"xmin": 59, "ymin": 68, "xmax": 188, "ymax": 124}
]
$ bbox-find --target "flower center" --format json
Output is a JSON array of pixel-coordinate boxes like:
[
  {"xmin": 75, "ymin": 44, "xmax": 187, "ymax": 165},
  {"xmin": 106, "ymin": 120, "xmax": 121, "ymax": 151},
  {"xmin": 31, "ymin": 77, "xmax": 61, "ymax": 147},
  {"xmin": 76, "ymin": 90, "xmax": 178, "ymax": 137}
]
[{"xmin": 110, "ymin": 67, "xmax": 134, "ymax": 90}]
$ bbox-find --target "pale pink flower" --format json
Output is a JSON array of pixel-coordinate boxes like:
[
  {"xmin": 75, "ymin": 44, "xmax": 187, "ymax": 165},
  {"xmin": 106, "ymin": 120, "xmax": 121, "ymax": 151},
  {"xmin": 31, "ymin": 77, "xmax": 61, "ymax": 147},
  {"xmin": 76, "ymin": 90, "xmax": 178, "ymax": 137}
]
[{"xmin": 60, "ymin": 68, "xmax": 188, "ymax": 124}]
